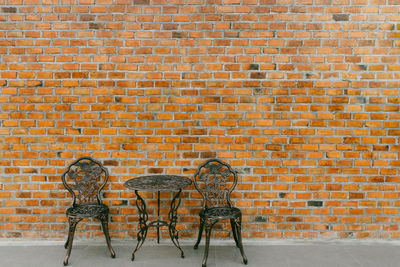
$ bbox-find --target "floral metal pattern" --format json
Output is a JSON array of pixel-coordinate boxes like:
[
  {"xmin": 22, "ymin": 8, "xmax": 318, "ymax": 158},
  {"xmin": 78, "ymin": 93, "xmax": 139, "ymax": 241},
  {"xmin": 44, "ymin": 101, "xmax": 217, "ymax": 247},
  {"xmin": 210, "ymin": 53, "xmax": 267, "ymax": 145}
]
[
  {"xmin": 194, "ymin": 159, "xmax": 237, "ymax": 209},
  {"xmin": 61, "ymin": 157, "xmax": 115, "ymax": 266},
  {"xmin": 62, "ymin": 157, "xmax": 107, "ymax": 205},
  {"xmin": 124, "ymin": 175, "xmax": 192, "ymax": 192},
  {"xmin": 168, "ymin": 189, "xmax": 185, "ymax": 258},
  {"xmin": 193, "ymin": 159, "xmax": 248, "ymax": 267},
  {"xmin": 124, "ymin": 175, "xmax": 191, "ymax": 261},
  {"xmin": 66, "ymin": 204, "xmax": 108, "ymax": 217},
  {"xmin": 202, "ymin": 206, "xmax": 241, "ymax": 219}
]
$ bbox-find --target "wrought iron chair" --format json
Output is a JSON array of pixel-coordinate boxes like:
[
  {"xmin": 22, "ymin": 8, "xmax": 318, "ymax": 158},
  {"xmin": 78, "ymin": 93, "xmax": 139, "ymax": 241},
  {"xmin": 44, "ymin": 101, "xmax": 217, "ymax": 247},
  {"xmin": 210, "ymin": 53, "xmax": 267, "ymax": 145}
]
[
  {"xmin": 193, "ymin": 159, "xmax": 248, "ymax": 267},
  {"xmin": 61, "ymin": 157, "xmax": 116, "ymax": 265}
]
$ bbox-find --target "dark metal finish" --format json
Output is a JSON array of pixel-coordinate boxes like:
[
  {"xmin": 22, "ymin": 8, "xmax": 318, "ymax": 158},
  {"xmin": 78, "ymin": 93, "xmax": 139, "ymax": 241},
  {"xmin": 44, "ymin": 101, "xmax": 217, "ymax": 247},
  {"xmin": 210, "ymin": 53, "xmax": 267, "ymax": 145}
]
[
  {"xmin": 168, "ymin": 189, "xmax": 185, "ymax": 258},
  {"xmin": 157, "ymin": 190, "xmax": 160, "ymax": 244},
  {"xmin": 131, "ymin": 190, "xmax": 148, "ymax": 261},
  {"xmin": 193, "ymin": 159, "xmax": 248, "ymax": 267},
  {"xmin": 124, "ymin": 175, "xmax": 192, "ymax": 261},
  {"xmin": 124, "ymin": 174, "xmax": 192, "ymax": 191},
  {"xmin": 61, "ymin": 157, "xmax": 115, "ymax": 266}
]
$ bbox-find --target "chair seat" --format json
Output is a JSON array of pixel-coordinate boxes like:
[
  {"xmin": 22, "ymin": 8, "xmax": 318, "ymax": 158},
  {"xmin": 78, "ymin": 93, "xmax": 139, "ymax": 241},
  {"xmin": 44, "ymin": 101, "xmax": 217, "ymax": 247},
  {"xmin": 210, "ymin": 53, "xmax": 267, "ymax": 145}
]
[
  {"xmin": 66, "ymin": 203, "xmax": 108, "ymax": 218},
  {"xmin": 201, "ymin": 206, "xmax": 241, "ymax": 220}
]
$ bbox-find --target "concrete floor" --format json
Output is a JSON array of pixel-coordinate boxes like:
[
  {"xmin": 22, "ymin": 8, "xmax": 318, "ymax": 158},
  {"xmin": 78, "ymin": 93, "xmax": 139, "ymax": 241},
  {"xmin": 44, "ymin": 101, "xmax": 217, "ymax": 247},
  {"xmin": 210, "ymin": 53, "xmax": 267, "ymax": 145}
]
[{"xmin": 1, "ymin": 240, "xmax": 400, "ymax": 267}]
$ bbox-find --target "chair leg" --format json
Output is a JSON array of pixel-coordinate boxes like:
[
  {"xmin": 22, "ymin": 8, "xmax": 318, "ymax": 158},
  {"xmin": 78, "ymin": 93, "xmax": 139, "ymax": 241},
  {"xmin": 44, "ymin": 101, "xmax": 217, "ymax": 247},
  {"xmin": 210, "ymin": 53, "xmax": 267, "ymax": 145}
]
[
  {"xmin": 64, "ymin": 217, "xmax": 80, "ymax": 266},
  {"xmin": 64, "ymin": 230, "xmax": 70, "ymax": 249},
  {"xmin": 234, "ymin": 216, "xmax": 248, "ymax": 265},
  {"xmin": 230, "ymin": 218, "xmax": 240, "ymax": 248},
  {"xmin": 202, "ymin": 219, "xmax": 216, "ymax": 267},
  {"xmin": 194, "ymin": 217, "xmax": 205, "ymax": 249},
  {"xmin": 99, "ymin": 214, "xmax": 116, "ymax": 258}
]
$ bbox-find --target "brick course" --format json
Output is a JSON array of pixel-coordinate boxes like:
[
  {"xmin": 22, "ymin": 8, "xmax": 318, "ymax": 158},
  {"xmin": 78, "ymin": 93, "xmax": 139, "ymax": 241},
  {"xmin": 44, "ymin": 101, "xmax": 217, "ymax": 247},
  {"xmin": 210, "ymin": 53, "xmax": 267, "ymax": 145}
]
[{"xmin": 1, "ymin": 1, "xmax": 400, "ymax": 241}]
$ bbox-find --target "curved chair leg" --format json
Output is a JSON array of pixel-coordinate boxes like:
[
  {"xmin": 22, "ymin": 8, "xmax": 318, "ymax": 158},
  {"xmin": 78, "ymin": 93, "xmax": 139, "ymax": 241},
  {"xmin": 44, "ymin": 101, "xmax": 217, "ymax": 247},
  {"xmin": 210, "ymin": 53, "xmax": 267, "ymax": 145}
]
[
  {"xmin": 99, "ymin": 214, "xmax": 116, "ymax": 258},
  {"xmin": 64, "ymin": 217, "xmax": 80, "ymax": 266},
  {"xmin": 194, "ymin": 217, "xmax": 205, "ymax": 249},
  {"xmin": 202, "ymin": 219, "xmax": 216, "ymax": 267},
  {"xmin": 230, "ymin": 218, "xmax": 239, "ymax": 248},
  {"xmin": 64, "ymin": 231, "xmax": 70, "ymax": 249},
  {"xmin": 234, "ymin": 216, "xmax": 248, "ymax": 265}
]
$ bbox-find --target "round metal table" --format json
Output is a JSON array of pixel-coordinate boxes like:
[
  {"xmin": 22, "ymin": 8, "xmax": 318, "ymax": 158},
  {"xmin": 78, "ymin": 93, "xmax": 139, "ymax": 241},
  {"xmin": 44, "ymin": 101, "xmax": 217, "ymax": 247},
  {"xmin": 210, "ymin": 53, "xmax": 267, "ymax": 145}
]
[{"xmin": 124, "ymin": 175, "xmax": 192, "ymax": 261}]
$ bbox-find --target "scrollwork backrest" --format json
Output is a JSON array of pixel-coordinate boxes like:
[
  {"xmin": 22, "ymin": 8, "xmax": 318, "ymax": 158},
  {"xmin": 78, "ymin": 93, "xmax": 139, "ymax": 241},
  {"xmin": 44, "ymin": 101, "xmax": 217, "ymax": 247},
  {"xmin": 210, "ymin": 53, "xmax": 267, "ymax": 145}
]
[
  {"xmin": 193, "ymin": 159, "xmax": 238, "ymax": 209},
  {"xmin": 61, "ymin": 157, "xmax": 108, "ymax": 206}
]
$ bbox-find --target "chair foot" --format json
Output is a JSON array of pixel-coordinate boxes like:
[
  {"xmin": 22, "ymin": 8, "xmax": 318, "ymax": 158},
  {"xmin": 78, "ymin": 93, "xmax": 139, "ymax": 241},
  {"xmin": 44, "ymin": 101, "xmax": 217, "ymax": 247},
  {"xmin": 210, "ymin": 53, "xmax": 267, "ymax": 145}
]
[
  {"xmin": 109, "ymin": 247, "xmax": 116, "ymax": 258},
  {"xmin": 194, "ymin": 244, "xmax": 198, "ymax": 249},
  {"xmin": 64, "ymin": 218, "xmax": 79, "ymax": 267},
  {"xmin": 202, "ymin": 264, "xmax": 206, "ymax": 267},
  {"xmin": 181, "ymin": 252, "xmax": 185, "ymax": 258},
  {"xmin": 243, "ymin": 258, "xmax": 248, "ymax": 265},
  {"xmin": 98, "ymin": 215, "xmax": 116, "ymax": 260},
  {"xmin": 131, "ymin": 253, "xmax": 135, "ymax": 261}
]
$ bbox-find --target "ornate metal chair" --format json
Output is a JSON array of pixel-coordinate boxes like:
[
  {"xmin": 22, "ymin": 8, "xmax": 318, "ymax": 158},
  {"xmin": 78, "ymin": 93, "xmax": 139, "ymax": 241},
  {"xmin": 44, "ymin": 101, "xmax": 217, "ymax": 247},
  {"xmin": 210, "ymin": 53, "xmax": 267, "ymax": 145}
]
[
  {"xmin": 61, "ymin": 157, "xmax": 115, "ymax": 265},
  {"xmin": 193, "ymin": 159, "xmax": 248, "ymax": 267}
]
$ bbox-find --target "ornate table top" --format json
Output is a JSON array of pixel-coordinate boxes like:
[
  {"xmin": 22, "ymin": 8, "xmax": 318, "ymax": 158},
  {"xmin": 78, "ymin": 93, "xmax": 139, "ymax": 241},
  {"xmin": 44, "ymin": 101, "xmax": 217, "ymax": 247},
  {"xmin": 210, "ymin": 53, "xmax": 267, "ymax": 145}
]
[{"xmin": 124, "ymin": 175, "xmax": 192, "ymax": 192}]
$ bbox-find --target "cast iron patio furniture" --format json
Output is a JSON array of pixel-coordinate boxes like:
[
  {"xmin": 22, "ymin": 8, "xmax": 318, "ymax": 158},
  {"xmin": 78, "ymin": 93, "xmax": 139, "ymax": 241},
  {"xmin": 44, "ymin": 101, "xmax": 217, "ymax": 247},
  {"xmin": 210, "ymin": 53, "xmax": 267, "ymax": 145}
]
[
  {"xmin": 124, "ymin": 174, "xmax": 192, "ymax": 261},
  {"xmin": 61, "ymin": 157, "xmax": 115, "ymax": 265},
  {"xmin": 193, "ymin": 159, "xmax": 248, "ymax": 267}
]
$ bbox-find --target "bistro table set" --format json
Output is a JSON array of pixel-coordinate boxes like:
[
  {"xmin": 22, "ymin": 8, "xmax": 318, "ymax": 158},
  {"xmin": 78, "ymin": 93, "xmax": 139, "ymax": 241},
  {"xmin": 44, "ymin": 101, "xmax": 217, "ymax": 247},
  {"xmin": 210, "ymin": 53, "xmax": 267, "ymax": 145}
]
[{"xmin": 61, "ymin": 157, "xmax": 248, "ymax": 267}]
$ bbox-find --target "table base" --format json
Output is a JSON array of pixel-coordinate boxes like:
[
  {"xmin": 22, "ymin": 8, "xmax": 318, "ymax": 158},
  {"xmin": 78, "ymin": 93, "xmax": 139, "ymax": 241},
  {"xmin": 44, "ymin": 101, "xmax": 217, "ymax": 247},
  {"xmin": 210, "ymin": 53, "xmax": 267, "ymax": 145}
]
[{"xmin": 131, "ymin": 189, "xmax": 185, "ymax": 261}]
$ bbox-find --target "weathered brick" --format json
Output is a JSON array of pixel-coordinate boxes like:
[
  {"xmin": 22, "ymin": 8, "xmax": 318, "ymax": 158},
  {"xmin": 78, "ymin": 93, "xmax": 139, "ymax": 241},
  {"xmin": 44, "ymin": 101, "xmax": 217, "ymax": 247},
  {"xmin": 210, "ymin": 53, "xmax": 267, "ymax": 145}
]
[
  {"xmin": 332, "ymin": 14, "xmax": 349, "ymax": 21},
  {"xmin": 2, "ymin": 7, "xmax": 17, "ymax": 13}
]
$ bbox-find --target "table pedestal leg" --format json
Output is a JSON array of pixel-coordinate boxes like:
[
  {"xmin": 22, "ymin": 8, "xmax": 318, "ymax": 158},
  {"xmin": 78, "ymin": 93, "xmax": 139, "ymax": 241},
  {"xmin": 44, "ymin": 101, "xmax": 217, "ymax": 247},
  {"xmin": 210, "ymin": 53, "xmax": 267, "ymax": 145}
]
[
  {"xmin": 168, "ymin": 189, "xmax": 185, "ymax": 258},
  {"xmin": 157, "ymin": 190, "xmax": 160, "ymax": 244},
  {"xmin": 132, "ymin": 190, "xmax": 148, "ymax": 261}
]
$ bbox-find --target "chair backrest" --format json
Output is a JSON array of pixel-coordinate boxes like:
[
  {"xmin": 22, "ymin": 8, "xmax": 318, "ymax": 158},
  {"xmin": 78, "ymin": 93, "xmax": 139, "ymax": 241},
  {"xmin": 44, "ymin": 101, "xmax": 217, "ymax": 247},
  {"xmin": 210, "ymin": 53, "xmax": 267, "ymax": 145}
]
[
  {"xmin": 61, "ymin": 157, "xmax": 109, "ymax": 206},
  {"xmin": 193, "ymin": 159, "xmax": 238, "ymax": 209}
]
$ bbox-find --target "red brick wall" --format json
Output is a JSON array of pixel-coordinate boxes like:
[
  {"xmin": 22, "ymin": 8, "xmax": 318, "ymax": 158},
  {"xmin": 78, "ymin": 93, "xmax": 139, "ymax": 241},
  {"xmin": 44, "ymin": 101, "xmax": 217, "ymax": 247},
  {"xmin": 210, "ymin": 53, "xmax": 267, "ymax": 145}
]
[{"xmin": 1, "ymin": 1, "xmax": 400, "ymax": 240}]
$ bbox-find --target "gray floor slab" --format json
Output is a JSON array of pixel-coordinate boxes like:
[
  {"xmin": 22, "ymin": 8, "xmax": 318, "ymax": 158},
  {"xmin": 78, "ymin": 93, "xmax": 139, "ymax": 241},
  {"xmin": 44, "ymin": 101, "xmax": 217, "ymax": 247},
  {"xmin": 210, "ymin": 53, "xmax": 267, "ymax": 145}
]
[
  {"xmin": 343, "ymin": 245, "xmax": 400, "ymax": 267},
  {"xmin": 1, "ymin": 241, "xmax": 400, "ymax": 267}
]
